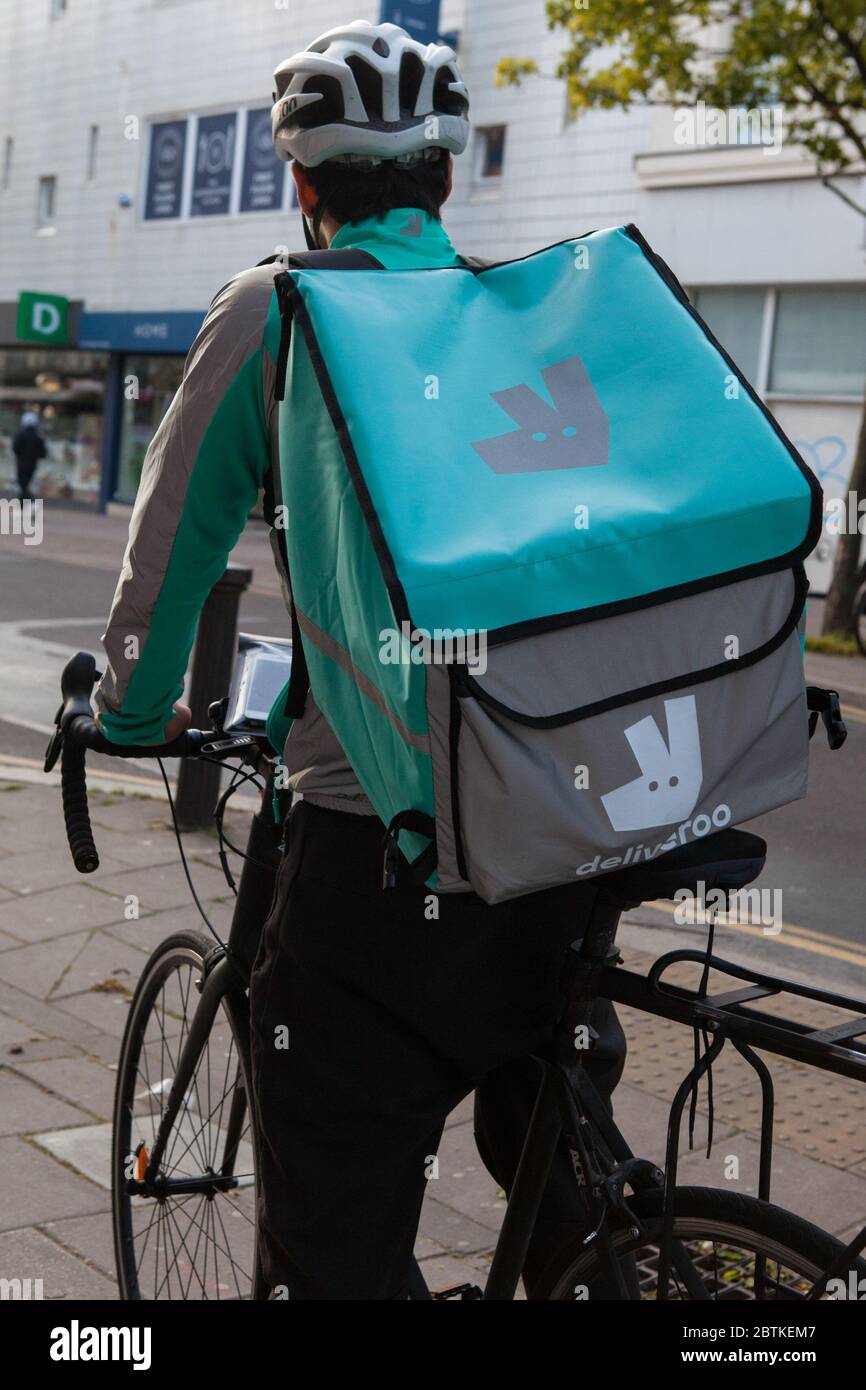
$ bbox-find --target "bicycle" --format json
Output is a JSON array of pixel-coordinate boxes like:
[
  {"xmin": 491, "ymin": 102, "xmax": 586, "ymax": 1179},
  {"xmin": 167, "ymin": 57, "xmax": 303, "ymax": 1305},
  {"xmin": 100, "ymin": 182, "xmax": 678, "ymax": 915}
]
[{"xmin": 46, "ymin": 647, "xmax": 866, "ymax": 1300}]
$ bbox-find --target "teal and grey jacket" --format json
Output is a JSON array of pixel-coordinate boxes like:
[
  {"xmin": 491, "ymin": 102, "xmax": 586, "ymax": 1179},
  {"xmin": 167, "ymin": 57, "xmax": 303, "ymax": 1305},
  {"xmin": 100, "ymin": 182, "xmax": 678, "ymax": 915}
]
[{"xmin": 95, "ymin": 207, "xmax": 464, "ymax": 814}]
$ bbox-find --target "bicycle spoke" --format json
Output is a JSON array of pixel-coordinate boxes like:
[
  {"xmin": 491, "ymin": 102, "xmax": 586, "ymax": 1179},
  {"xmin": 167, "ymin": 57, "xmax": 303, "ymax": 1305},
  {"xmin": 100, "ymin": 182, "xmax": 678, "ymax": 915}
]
[{"xmin": 116, "ymin": 945, "xmax": 257, "ymax": 1300}]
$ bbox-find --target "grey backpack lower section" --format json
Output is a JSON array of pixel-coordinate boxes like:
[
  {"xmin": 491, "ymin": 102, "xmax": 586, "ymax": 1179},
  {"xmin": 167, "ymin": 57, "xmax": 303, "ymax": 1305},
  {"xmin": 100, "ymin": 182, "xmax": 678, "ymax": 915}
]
[{"xmin": 427, "ymin": 568, "xmax": 807, "ymax": 904}]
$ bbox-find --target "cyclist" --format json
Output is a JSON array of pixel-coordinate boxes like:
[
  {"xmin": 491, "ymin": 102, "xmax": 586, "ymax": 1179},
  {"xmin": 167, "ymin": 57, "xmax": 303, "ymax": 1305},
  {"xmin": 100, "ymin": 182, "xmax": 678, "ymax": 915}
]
[{"xmin": 95, "ymin": 19, "xmax": 626, "ymax": 1300}]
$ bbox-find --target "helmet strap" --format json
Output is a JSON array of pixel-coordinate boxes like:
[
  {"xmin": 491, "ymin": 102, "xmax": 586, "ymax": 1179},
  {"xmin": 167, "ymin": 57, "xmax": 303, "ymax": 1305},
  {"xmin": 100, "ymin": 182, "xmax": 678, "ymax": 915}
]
[
  {"xmin": 302, "ymin": 210, "xmax": 318, "ymax": 251},
  {"xmin": 311, "ymin": 199, "xmax": 328, "ymax": 248}
]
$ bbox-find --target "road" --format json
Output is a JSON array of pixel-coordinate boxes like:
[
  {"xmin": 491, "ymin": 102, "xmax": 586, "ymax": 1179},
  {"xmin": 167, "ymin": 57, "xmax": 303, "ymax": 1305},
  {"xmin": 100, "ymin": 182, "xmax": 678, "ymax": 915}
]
[{"xmin": 1, "ymin": 501, "xmax": 864, "ymax": 983}]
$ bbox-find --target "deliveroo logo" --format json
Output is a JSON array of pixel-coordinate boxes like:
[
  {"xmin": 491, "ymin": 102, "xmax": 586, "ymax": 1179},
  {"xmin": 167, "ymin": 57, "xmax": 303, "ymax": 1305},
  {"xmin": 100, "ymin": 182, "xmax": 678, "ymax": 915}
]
[
  {"xmin": 601, "ymin": 696, "xmax": 703, "ymax": 832},
  {"xmin": 471, "ymin": 355, "xmax": 608, "ymax": 474}
]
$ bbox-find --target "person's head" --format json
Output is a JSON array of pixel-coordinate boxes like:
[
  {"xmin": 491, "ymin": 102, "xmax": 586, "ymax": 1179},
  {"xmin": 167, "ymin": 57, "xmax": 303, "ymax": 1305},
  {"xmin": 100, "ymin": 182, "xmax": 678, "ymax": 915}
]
[
  {"xmin": 20, "ymin": 410, "xmax": 39, "ymax": 429},
  {"xmin": 271, "ymin": 19, "xmax": 470, "ymax": 249}
]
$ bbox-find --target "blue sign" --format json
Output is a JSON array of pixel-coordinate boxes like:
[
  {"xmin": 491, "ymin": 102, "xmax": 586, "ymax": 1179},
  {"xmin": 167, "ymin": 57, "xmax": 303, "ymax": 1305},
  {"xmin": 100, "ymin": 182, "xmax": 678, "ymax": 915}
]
[
  {"xmin": 191, "ymin": 112, "xmax": 237, "ymax": 217},
  {"xmin": 240, "ymin": 108, "xmax": 285, "ymax": 213},
  {"xmin": 379, "ymin": 0, "xmax": 442, "ymax": 45},
  {"xmin": 144, "ymin": 120, "xmax": 188, "ymax": 220},
  {"xmin": 78, "ymin": 311, "xmax": 205, "ymax": 355}
]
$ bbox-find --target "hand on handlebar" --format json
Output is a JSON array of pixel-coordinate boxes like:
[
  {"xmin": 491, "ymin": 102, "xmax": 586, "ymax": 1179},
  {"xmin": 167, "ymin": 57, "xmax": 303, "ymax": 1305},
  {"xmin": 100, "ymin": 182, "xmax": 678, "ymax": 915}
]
[{"xmin": 162, "ymin": 703, "xmax": 193, "ymax": 743}]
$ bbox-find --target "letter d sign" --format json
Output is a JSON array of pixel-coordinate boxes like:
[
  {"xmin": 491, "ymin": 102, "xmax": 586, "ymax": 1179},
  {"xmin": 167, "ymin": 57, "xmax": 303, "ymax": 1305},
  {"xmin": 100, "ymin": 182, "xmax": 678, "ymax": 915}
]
[{"xmin": 16, "ymin": 290, "xmax": 70, "ymax": 345}]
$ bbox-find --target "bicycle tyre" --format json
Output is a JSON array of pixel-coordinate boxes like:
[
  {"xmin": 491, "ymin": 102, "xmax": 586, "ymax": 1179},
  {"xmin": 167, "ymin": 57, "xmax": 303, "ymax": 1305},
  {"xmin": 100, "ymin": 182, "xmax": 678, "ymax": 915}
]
[
  {"xmin": 536, "ymin": 1185, "xmax": 866, "ymax": 1300},
  {"xmin": 112, "ymin": 930, "xmax": 260, "ymax": 1300}
]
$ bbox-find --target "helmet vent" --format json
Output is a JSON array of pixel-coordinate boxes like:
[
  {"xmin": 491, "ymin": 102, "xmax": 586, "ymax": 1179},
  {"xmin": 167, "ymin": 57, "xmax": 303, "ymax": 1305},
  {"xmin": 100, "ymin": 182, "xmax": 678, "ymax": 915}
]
[
  {"xmin": 399, "ymin": 51, "xmax": 425, "ymax": 114},
  {"xmin": 372, "ymin": 37, "xmax": 390, "ymax": 58},
  {"xmin": 346, "ymin": 54, "xmax": 384, "ymax": 120},
  {"xmin": 433, "ymin": 67, "xmax": 468, "ymax": 117},
  {"xmin": 296, "ymin": 74, "xmax": 345, "ymax": 127}
]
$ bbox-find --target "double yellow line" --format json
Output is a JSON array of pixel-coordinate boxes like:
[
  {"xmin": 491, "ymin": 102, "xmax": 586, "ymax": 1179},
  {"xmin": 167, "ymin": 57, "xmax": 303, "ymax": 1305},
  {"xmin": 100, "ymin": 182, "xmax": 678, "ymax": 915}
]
[{"xmin": 645, "ymin": 898, "xmax": 866, "ymax": 970}]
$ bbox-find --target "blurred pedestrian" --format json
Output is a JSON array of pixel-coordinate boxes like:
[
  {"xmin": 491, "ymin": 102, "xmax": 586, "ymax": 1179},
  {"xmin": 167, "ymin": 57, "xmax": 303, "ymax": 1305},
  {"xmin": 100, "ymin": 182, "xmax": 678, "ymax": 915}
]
[{"xmin": 12, "ymin": 410, "xmax": 47, "ymax": 502}]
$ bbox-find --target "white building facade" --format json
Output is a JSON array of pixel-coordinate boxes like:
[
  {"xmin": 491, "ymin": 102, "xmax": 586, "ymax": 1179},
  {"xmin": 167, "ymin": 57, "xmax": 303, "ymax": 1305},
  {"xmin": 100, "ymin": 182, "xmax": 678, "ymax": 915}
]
[{"xmin": 1, "ymin": 0, "xmax": 863, "ymax": 589}]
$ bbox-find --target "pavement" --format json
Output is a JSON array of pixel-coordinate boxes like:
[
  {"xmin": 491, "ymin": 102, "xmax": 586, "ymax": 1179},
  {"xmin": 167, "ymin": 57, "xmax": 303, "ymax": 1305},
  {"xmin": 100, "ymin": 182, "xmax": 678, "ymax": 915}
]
[{"xmin": 1, "ymin": 501, "xmax": 865, "ymax": 1299}]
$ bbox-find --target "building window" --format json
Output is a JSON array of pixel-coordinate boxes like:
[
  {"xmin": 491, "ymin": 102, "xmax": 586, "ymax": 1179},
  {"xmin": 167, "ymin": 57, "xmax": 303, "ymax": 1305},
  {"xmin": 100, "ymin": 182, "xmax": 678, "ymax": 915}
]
[
  {"xmin": 692, "ymin": 287, "xmax": 765, "ymax": 386},
  {"xmin": 37, "ymin": 175, "xmax": 56, "ymax": 229},
  {"xmin": 2, "ymin": 138, "xmax": 12, "ymax": 190},
  {"xmin": 50, "ymin": 0, "xmax": 68, "ymax": 17},
  {"xmin": 143, "ymin": 109, "xmax": 286, "ymax": 221},
  {"xmin": 769, "ymin": 287, "xmax": 866, "ymax": 397},
  {"xmin": 87, "ymin": 124, "xmax": 99, "ymax": 180},
  {"xmin": 475, "ymin": 125, "xmax": 506, "ymax": 180}
]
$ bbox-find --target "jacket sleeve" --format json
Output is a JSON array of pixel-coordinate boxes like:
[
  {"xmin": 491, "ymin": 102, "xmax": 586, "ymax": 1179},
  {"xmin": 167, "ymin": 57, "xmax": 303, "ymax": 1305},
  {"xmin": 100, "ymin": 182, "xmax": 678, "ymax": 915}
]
[{"xmin": 95, "ymin": 267, "xmax": 279, "ymax": 744}]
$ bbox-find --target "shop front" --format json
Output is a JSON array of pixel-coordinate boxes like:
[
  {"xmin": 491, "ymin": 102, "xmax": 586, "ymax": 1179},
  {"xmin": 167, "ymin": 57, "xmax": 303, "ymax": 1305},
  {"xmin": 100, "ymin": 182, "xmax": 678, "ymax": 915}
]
[
  {"xmin": 0, "ymin": 301, "xmax": 204, "ymax": 508},
  {"xmin": 77, "ymin": 310, "xmax": 204, "ymax": 506},
  {"xmin": 0, "ymin": 297, "xmax": 110, "ymax": 503}
]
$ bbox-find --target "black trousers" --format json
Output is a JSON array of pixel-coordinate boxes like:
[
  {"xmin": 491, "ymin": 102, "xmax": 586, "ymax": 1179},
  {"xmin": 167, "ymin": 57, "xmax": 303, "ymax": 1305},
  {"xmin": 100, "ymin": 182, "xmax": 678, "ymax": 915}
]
[
  {"xmin": 16, "ymin": 457, "xmax": 37, "ymax": 501},
  {"xmin": 249, "ymin": 800, "xmax": 626, "ymax": 1300}
]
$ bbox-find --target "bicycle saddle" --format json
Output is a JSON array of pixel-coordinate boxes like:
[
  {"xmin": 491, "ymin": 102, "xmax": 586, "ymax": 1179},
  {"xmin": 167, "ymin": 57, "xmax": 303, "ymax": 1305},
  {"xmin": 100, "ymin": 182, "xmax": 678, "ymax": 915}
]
[{"xmin": 603, "ymin": 828, "xmax": 767, "ymax": 910}]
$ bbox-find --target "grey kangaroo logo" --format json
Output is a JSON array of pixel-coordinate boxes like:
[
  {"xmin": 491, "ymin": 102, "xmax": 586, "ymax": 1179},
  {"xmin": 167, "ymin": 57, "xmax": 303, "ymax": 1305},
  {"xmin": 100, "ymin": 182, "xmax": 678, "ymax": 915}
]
[
  {"xmin": 401, "ymin": 213, "xmax": 423, "ymax": 238},
  {"xmin": 471, "ymin": 355, "xmax": 609, "ymax": 474}
]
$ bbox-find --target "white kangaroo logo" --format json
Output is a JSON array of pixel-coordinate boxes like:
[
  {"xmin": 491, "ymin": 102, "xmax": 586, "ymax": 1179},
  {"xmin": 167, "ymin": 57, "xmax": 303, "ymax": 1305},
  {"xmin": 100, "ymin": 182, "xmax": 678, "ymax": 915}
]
[{"xmin": 601, "ymin": 696, "xmax": 703, "ymax": 832}]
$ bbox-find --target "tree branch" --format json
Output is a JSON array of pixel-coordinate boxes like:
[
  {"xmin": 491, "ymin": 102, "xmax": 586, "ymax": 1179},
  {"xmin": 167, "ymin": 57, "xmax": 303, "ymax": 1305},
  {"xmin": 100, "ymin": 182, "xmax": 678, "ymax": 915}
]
[{"xmin": 821, "ymin": 175, "xmax": 866, "ymax": 218}]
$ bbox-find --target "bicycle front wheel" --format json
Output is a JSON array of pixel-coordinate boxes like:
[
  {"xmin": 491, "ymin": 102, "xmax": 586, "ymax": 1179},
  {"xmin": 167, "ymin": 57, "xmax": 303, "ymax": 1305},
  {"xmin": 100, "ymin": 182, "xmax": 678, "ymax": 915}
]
[
  {"xmin": 538, "ymin": 1186, "xmax": 866, "ymax": 1300},
  {"xmin": 112, "ymin": 931, "xmax": 259, "ymax": 1300}
]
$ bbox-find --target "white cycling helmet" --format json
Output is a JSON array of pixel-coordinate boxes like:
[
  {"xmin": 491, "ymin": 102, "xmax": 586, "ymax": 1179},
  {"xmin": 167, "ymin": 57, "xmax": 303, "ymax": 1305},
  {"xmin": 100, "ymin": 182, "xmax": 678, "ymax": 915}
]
[{"xmin": 271, "ymin": 18, "xmax": 470, "ymax": 169}]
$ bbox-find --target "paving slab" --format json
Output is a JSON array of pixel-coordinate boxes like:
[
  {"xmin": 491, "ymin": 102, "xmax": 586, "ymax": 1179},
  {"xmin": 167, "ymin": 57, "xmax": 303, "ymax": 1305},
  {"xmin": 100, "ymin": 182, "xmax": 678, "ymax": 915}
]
[
  {"xmin": 53, "ymin": 991, "xmax": 133, "ymax": 1041},
  {"xmin": 0, "ymin": 1011, "xmax": 47, "ymax": 1051},
  {"xmin": 0, "ymin": 1068, "xmax": 90, "ymax": 1136},
  {"xmin": 0, "ymin": 883, "xmax": 139, "ymax": 944},
  {"xmin": 32, "ymin": 1122, "xmax": 112, "ymax": 1192},
  {"xmin": 105, "ymin": 905, "xmax": 224, "ymax": 955},
  {"xmin": 414, "ymin": 1249, "xmax": 493, "ymax": 1296},
  {"xmin": 0, "ymin": 849, "xmax": 127, "ymax": 897},
  {"xmin": 429, "ymin": 1119, "xmax": 506, "ymax": 1232},
  {"xmin": 0, "ymin": 1137, "xmax": 108, "ymax": 1231},
  {"xmin": 92, "ymin": 864, "xmax": 232, "ymax": 915},
  {"xmin": 0, "ymin": 1224, "xmax": 116, "ymax": 1300},
  {"xmin": 0, "ymin": 931, "xmax": 91, "ymax": 1001},
  {"xmin": 8, "ymin": 1055, "xmax": 117, "ymax": 1121},
  {"xmin": 417, "ymin": 1193, "xmax": 498, "ymax": 1256},
  {"xmin": 711, "ymin": 1064, "xmax": 866, "ymax": 1170},
  {"xmin": 46, "ymin": 932, "xmax": 152, "ymax": 1002},
  {"xmin": 37, "ymin": 1212, "xmax": 116, "ymax": 1289}
]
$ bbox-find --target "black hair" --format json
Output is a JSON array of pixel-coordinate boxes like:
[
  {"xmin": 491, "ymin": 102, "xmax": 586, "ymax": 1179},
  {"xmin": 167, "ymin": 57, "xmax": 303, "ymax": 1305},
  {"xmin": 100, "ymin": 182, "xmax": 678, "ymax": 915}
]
[{"xmin": 300, "ymin": 150, "xmax": 451, "ymax": 229}]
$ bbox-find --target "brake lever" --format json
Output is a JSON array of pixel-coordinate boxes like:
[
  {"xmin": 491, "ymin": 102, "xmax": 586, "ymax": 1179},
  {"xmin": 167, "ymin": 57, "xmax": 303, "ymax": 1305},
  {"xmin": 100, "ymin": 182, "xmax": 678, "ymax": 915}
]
[{"xmin": 44, "ymin": 722, "xmax": 63, "ymax": 773}]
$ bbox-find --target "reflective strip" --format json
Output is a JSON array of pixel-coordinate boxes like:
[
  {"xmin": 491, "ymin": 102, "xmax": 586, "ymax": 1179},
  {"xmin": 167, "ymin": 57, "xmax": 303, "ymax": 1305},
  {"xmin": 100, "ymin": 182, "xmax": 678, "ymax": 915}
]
[{"xmin": 295, "ymin": 608, "xmax": 431, "ymax": 754}]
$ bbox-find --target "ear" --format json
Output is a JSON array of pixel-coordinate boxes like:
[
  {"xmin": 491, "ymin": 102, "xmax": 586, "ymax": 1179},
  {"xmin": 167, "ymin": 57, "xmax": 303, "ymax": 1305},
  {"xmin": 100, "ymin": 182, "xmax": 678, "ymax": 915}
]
[{"xmin": 291, "ymin": 162, "xmax": 317, "ymax": 218}]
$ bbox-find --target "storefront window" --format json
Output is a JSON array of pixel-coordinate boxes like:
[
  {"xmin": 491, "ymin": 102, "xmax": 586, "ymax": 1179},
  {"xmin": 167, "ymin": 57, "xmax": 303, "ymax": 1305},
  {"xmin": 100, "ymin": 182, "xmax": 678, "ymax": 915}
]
[
  {"xmin": 0, "ymin": 347, "xmax": 106, "ymax": 500},
  {"xmin": 115, "ymin": 354, "xmax": 184, "ymax": 502}
]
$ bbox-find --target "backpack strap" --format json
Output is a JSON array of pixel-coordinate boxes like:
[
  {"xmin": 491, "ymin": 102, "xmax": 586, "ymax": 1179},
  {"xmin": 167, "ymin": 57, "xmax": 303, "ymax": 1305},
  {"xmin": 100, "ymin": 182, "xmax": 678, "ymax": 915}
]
[{"xmin": 268, "ymin": 247, "xmax": 385, "ymax": 723}]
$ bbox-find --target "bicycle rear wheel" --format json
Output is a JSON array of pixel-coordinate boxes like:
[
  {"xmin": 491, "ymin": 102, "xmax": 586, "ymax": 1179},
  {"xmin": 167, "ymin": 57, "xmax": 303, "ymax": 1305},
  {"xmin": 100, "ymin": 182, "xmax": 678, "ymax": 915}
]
[
  {"xmin": 112, "ymin": 931, "xmax": 259, "ymax": 1300},
  {"xmin": 538, "ymin": 1187, "xmax": 866, "ymax": 1300}
]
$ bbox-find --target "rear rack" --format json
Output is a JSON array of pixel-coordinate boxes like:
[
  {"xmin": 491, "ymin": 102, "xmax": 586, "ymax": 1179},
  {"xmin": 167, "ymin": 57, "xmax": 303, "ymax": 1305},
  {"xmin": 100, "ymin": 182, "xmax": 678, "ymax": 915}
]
[
  {"xmin": 600, "ymin": 948, "xmax": 866, "ymax": 1298},
  {"xmin": 602, "ymin": 948, "xmax": 866, "ymax": 1082}
]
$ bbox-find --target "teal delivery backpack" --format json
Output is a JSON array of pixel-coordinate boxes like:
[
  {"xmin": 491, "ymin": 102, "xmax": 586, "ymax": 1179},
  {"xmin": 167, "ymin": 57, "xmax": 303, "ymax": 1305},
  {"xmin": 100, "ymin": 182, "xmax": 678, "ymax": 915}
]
[{"xmin": 272, "ymin": 225, "xmax": 824, "ymax": 905}]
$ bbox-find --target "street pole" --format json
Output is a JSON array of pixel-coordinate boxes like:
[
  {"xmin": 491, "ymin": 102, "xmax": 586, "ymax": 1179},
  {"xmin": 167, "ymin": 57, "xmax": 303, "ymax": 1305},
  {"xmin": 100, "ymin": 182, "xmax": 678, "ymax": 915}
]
[{"xmin": 174, "ymin": 562, "xmax": 252, "ymax": 830}]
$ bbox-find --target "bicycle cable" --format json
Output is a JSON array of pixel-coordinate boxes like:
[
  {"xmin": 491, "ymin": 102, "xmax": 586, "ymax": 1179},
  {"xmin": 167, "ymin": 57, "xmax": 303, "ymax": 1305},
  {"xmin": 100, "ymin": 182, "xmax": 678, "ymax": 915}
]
[
  {"xmin": 688, "ymin": 909, "xmax": 718, "ymax": 1158},
  {"xmin": 157, "ymin": 758, "xmax": 226, "ymax": 949}
]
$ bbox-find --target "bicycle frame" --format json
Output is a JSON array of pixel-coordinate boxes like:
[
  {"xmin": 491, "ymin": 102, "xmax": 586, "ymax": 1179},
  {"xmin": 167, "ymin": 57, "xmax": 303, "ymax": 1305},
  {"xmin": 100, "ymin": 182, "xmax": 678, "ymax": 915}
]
[
  {"xmin": 128, "ymin": 777, "xmax": 281, "ymax": 1203},
  {"xmin": 482, "ymin": 886, "xmax": 866, "ymax": 1301}
]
